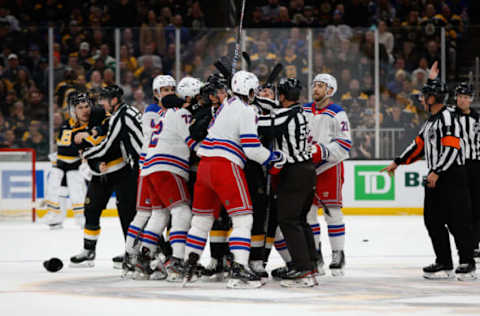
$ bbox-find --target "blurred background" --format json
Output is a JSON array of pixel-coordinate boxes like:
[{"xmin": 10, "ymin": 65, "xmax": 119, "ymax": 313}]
[{"xmin": 0, "ymin": 0, "xmax": 478, "ymax": 161}]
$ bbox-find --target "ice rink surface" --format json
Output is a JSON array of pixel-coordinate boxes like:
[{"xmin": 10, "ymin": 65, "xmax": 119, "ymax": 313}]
[{"xmin": 1, "ymin": 216, "xmax": 479, "ymax": 316}]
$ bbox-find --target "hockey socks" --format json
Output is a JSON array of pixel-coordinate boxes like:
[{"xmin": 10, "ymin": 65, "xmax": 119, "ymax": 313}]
[
  {"xmin": 140, "ymin": 209, "xmax": 169, "ymax": 254},
  {"xmin": 125, "ymin": 211, "xmax": 150, "ymax": 255},
  {"xmin": 274, "ymin": 227, "xmax": 292, "ymax": 264},
  {"xmin": 307, "ymin": 205, "xmax": 321, "ymax": 251},
  {"xmin": 169, "ymin": 203, "xmax": 191, "ymax": 259},
  {"xmin": 185, "ymin": 215, "xmax": 214, "ymax": 260},
  {"xmin": 229, "ymin": 215, "xmax": 253, "ymax": 266},
  {"xmin": 325, "ymin": 207, "xmax": 345, "ymax": 251}
]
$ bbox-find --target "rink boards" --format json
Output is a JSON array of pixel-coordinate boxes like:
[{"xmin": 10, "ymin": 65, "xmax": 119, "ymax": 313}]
[{"xmin": 0, "ymin": 160, "xmax": 428, "ymax": 216}]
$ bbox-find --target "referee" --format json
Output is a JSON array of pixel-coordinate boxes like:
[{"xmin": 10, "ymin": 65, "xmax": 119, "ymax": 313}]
[
  {"xmin": 70, "ymin": 85, "xmax": 143, "ymax": 267},
  {"xmin": 454, "ymin": 82, "xmax": 480, "ymax": 263},
  {"xmin": 258, "ymin": 78, "xmax": 318, "ymax": 287},
  {"xmin": 383, "ymin": 78, "xmax": 476, "ymax": 280}
]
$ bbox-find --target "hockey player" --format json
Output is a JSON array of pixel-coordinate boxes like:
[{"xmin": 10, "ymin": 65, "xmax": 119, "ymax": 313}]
[
  {"xmin": 183, "ymin": 71, "xmax": 283, "ymax": 288},
  {"xmin": 454, "ymin": 82, "xmax": 480, "ymax": 263},
  {"xmin": 382, "ymin": 78, "xmax": 476, "ymax": 280},
  {"xmin": 123, "ymin": 75, "xmax": 176, "ymax": 276},
  {"xmin": 189, "ymin": 74, "xmax": 234, "ymax": 281},
  {"xmin": 133, "ymin": 93, "xmax": 196, "ymax": 282},
  {"xmin": 44, "ymin": 92, "xmax": 106, "ymax": 229},
  {"xmin": 70, "ymin": 85, "xmax": 142, "ymax": 267},
  {"xmin": 305, "ymin": 73, "xmax": 352, "ymax": 276},
  {"xmin": 177, "ymin": 76, "xmax": 203, "ymax": 107}
]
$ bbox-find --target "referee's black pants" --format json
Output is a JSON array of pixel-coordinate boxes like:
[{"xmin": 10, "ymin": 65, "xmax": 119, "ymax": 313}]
[
  {"xmin": 466, "ymin": 160, "xmax": 480, "ymax": 249},
  {"xmin": 84, "ymin": 165, "xmax": 138, "ymax": 238},
  {"xmin": 276, "ymin": 161, "xmax": 317, "ymax": 271},
  {"xmin": 424, "ymin": 164, "xmax": 474, "ymax": 266}
]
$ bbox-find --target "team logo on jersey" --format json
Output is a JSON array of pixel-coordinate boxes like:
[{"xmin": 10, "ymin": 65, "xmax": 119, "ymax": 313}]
[
  {"xmin": 85, "ymin": 197, "xmax": 90, "ymax": 205},
  {"xmin": 145, "ymin": 198, "xmax": 151, "ymax": 205}
]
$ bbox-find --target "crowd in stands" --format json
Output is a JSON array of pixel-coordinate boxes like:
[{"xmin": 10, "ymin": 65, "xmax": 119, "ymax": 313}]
[{"xmin": 0, "ymin": 0, "xmax": 472, "ymax": 160}]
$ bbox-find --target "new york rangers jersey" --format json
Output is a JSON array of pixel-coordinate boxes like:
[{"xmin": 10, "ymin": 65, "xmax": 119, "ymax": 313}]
[
  {"xmin": 304, "ymin": 102, "xmax": 352, "ymax": 174},
  {"xmin": 197, "ymin": 96, "xmax": 272, "ymax": 168},
  {"xmin": 139, "ymin": 103, "xmax": 162, "ymax": 167},
  {"xmin": 141, "ymin": 107, "xmax": 197, "ymax": 180}
]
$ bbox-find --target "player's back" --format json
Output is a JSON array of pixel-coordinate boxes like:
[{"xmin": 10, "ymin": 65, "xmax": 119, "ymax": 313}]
[{"xmin": 142, "ymin": 107, "xmax": 193, "ymax": 179}]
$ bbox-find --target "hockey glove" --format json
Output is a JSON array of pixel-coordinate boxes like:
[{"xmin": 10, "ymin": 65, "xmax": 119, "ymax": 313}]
[
  {"xmin": 268, "ymin": 150, "xmax": 286, "ymax": 175},
  {"xmin": 311, "ymin": 143, "xmax": 329, "ymax": 163}
]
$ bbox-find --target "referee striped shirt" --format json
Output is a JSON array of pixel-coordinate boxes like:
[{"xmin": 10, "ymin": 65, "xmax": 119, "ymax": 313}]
[
  {"xmin": 457, "ymin": 108, "xmax": 480, "ymax": 161},
  {"xmin": 84, "ymin": 103, "xmax": 143, "ymax": 170},
  {"xmin": 257, "ymin": 104, "xmax": 312, "ymax": 163},
  {"xmin": 394, "ymin": 107, "xmax": 464, "ymax": 173}
]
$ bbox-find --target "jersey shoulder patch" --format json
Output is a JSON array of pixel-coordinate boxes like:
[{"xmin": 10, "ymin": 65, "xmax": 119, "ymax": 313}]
[
  {"xmin": 145, "ymin": 103, "xmax": 162, "ymax": 114},
  {"xmin": 326, "ymin": 103, "xmax": 345, "ymax": 114}
]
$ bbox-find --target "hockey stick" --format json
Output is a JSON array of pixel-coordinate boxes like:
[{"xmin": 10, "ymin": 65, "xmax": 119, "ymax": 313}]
[
  {"xmin": 214, "ymin": 59, "xmax": 232, "ymax": 84},
  {"xmin": 242, "ymin": 51, "xmax": 252, "ymax": 71},
  {"xmin": 231, "ymin": 0, "xmax": 247, "ymax": 74},
  {"xmin": 315, "ymin": 193, "xmax": 331, "ymax": 217},
  {"xmin": 266, "ymin": 63, "xmax": 284, "ymax": 85}
]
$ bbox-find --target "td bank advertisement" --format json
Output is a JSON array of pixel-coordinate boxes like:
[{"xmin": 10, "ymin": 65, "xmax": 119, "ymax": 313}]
[{"xmin": 343, "ymin": 160, "xmax": 426, "ymax": 210}]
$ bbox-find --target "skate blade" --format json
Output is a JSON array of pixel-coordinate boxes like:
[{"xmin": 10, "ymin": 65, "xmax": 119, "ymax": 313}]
[
  {"xmin": 226, "ymin": 279, "xmax": 263, "ymax": 289},
  {"xmin": 280, "ymin": 278, "xmax": 318, "ymax": 288},
  {"xmin": 330, "ymin": 268, "xmax": 344, "ymax": 277},
  {"xmin": 456, "ymin": 273, "xmax": 477, "ymax": 281},
  {"xmin": 69, "ymin": 261, "xmax": 94, "ymax": 268},
  {"xmin": 150, "ymin": 271, "xmax": 168, "ymax": 280},
  {"xmin": 49, "ymin": 224, "xmax": 64, "ymax": 230},
  {"xmin": 423, "ymin": 271, "xmax": 455, "ymax": 280}
]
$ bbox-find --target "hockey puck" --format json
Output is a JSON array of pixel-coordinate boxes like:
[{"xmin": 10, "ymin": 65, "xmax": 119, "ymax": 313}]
[
  {"xmin": 43, "ymin": 257, "xmax": 63, "ymax": 272},
  {"xmin": 362, "ymin": 239, "xmax": 369, "ymax": 242}
]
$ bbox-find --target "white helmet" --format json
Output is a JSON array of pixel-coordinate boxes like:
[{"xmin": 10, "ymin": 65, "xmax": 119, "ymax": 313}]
[
  {"xmin": 313, "ymin": 73, "xmax": 337, "ymax": 97},
  {"xmin": 153, "ymin": 75, "xmax": 176, "ymax": 93},
  {"xmin": 231, "ymin": 70, "xmax": 259, "ymax": 98},
  {"xmin": 176, "ymin": 77, "xmax": 203, "ymax": 99}
]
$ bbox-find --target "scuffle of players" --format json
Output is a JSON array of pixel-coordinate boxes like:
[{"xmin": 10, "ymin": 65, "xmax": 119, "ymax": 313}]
[{"xmin": 43, "ymin": 56, "xmax": 478, "ymax": 288}]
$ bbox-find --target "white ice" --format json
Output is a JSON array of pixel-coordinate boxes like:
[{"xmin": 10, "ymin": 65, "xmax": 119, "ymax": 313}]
[{"xmin": 1, "ymin": 216, "xmax": 479, "ymax": 316}]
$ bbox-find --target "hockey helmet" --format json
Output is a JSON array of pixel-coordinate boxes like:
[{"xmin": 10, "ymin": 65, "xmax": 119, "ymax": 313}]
[
  {"xmin": 278, "ymin": 77, "xmax": 302, "ymax": 102},
  {"xmin": 176, "ymin": 77, "xmax": 203, "ymax": 99},
  {"xmin": 422, "ymin": 78, "xmax": 448, "ymax": 104},
  {"xmin": 455, "ymin": 82, "xmax": 474, "ymax": 100},
  {"xmin": 99, "ymin": 85, "xmax": 124, "ymax": 101},
  {"xmin": 231, "ymin": 70, "xmax": 259, "ymax": 98},
  {"xmin": 153, "ymin": 75, "xmax": 176, "ymax": 93},
  {"xmin": 313, "ymin": 73, "xmax": 337, "ymax": 98},
  {"xmin": 68, "ymin": 91, "xmax": 91, "ymax": 121}
]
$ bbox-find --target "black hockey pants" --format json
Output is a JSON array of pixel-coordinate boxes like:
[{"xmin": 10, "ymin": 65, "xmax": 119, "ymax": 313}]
[
  {"xmin": 276, "ymin": 160, "xmax": 317, "ymax": 271},
  {"xmin": 423, "ymin": 164, "xmax": 474, "ymax": 266},
  {"xmin": 84, "ymin": 165, "xmax": 138, "ymax": 238}
]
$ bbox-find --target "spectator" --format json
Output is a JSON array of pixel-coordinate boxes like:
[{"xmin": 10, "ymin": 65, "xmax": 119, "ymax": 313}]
[
  {"xmin": 249, "ymin": 7, "xmax": 267, "ymax": 28},
  {"xmin": 119, "ymin": 45, "xmax": 138, "ymax": 74},
  {"xmin": 131, "ymin": 88, "xmax": 148, "ymax": 112},
  {"xmin": 86, "ymin": 70, "xmax": 105, "ymax": 91},
  {"xmin": 138, "ymin": 42, "xmax": 162, "ymax": 69},
  {"xmin": 3, "ymin": 53, "xmax": 30, "ymax": 83},
  {"xmin": 94, "ymin": 44, "xmax": 115, "ymax": 71},
  {"xmin": 122, "ymin": 28, "xmax": 139, "ymax": 57},
  {"xmin": 27, "ymin": 89, "xmax": 48, "ymax": 121},
  {"xmin": 10, "ymin": 100, "xmax": 29, "ymax": 139},
  {"xmin": 261, "ymin": 0, "xmax": 281, "ymax": 23},
  {"xmin": 378, "ymin": 20, "xmax": 394, "ymax": 62},
  {"xmin": 78, "ymin": 42, "xmax": 93, "ymax": 73},
  {"xmin": 424, "ymin": 40, "xmax": 440, "ymax": 67},
  {"xmin": 103, "ymin": 68, "xmax": 115, "ymax": 86},
  {"xmin": 140, "ymin": 9, "xmax": 166, "ymax": 56},
  {"xmin": 184, "ymin": 1, "xmax": 206, "ymax": 29},
  {"xmin": 13, "ymin": 68, "xmax": 36, "ymax": 99},
  {"xmin": 272, "ymin": 6, "xmax": 293, "ymax": 27}
]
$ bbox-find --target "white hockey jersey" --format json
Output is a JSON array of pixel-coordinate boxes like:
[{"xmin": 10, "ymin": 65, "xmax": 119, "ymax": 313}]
[
  {"xmin": 197, "ymin": 96, "xmax": 272, "ymax": 168},
  {"xmin": 139, "ymin": 103, "xmax": 162, "ymax": 168},
  {"xmin": 141, "ymin": 107, "xmax": 197, "ymax": 180},
  {"xmin": 304, "ymin": 102, "xmax": 352, "ymax": 174}
]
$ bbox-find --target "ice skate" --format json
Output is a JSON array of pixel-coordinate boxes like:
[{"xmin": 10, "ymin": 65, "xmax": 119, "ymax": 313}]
[
  {"xmin": 183, "ymin": 253, "xmax": 200, "ymax": 287},
  {"xmin": 474, "ymin": 249, "xmax": 480, "ymax": 264},
  {"xmin": 455, "ymin": 263, "xmax": 477, "ymax": 281},
  {"xmin": 249, "ymin": 260, "xmax": 268, "ymax": 282},
  {"xmin": 165, "ymin": 257, "xmax": 184, "ymax": 282},
  {"xmin": 69, "ymin": 249, "xmax": 95, "ymax": 267},
  {"xmin": 422, "ymin": 263, "xmax": 455, "ymax": 280},
  {"xmin": 133, "ymin": 247, "xmax": 156, "ymax": 280},
  {"xmin": 201, "ymin": 258, "xmax": 225, "ymax": 282},
  {"xmin": 271, "ymin": 262, "xmax": 294, "ymax": 280},
  {"xmin": 329, "ymin": 250, "xmax": 345, "ymax": 276},
  {"xmin": 227, "ymin": 262, "xmax": 263, "ymax": 289},
  {"xmin": 280, "ymin": 269, "xmax": 318, "ymax": 288},
  {"xmin": 112, "ymin": 254, "xmax": 124, "ymax": 270},
  {"xmin": 121, "ymin": 252, "xmax": 137, "ymax": 279}
]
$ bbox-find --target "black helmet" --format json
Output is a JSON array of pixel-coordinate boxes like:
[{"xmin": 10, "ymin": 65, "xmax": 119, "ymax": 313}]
[
  {"xmin": 422, "ymin": 78, "xmax": 448, "ymax": 104},
  {"xmin": 99, "ymin": 85, "xmax": 123, "ymax": 101},
  {"xmin": 455, "ymin": 82, "xmax": 474, "ymax": 97},
  {"xmin": 200, "ymin": 73, "xmax": 228, "ymax": 102},
  {"xmin": 278, "ymin": 77, "xmax": 302, "ymax": 101},
  {"xmin": 68, "ymin": 91, "xmax": 91, "ymax": 121}
]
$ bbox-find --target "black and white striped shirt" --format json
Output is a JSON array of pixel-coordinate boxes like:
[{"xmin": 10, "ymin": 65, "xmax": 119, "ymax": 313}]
[
  {"xmin": 257, "ymin": 104, "xmax": 312, "ymax": 163},
  {"xmin": 395, "ymin": 107, "xmax": 464, "ymax": 174},
  {"xmin": 84, "ymin": 103, "xmax": 143, "ymax": 173},
  {"xmin": 457, "ymin": 108, "xmax": 480, "ymax": 161}
]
